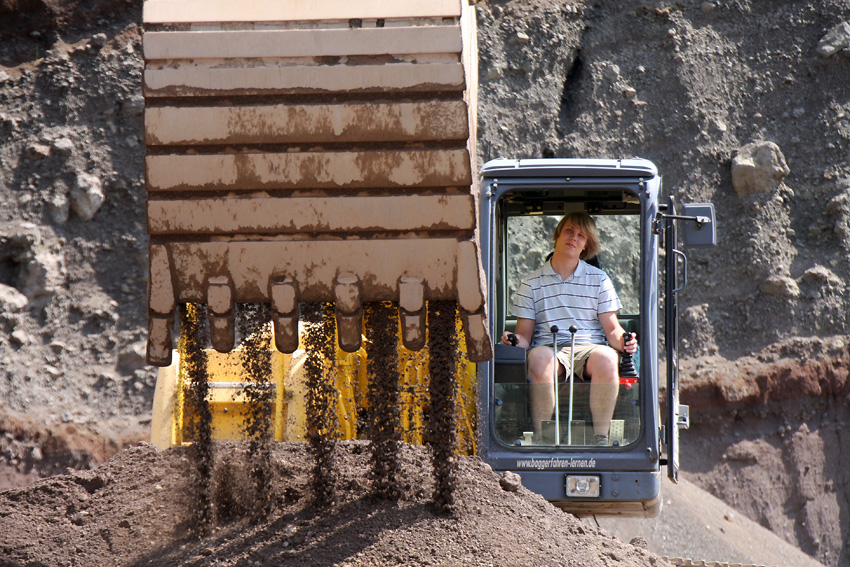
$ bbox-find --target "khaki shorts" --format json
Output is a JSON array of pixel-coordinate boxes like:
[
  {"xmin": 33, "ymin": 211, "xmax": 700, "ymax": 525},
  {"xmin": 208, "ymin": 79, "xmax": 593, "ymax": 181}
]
[{"xmin": 554, "ymin": 343, "xmax": 605, "ymax": 381}]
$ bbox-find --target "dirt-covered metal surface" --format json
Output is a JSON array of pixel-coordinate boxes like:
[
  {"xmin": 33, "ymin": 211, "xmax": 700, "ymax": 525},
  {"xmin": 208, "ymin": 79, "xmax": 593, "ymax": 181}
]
[{"xmin": 141, "ymin": 0, "xmax": 492, "ymax": 366}]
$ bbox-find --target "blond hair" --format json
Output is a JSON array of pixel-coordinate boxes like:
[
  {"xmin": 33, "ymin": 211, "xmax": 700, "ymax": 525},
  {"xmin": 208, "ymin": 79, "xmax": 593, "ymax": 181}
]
[{"xmin": 553, "ymin": 211, "xmax": 600, "ymax": 260}]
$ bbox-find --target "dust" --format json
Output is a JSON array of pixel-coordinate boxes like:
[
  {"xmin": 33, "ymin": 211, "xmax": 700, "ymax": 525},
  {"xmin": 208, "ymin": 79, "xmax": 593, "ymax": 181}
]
[
  {"xmin": 427, "ymin": 300, "xmax": 459, "ymax": 512},
  {"xmin": 364, "ymin": 301, "xmax": 402, "ymax": 500}
]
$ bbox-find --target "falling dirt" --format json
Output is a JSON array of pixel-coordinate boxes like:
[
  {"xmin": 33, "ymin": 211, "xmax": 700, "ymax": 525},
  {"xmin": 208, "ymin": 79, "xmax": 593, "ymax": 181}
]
[
  {"xmin": 363, "ymin": 301, "xmax": 402, "ymax": 501},
  {"xmin": 427, "ymin": 300, "xmax": 459, "ymax": 513},
  {"xmin": 301, "ymin": 302, "xmax": 338, "ymax": 507},
  {"xmin": 237, "ymin": 303, "xmax": 274, "ymax": 518},
  {"xmin": 177, "ymin": 302, "xmax": 213, "ymax": 532},
  {"xmin": 168, "ymin": 298, "xmax": 469, "ymax": 524}
]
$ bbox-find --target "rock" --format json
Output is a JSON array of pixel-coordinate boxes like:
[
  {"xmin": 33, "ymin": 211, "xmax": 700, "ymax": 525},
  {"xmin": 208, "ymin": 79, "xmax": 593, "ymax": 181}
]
[
  {"xmin": 0, "ymin": 284, "xmax": 28, "ymax": 311},
  {"xmin": 0, "ymin": 227, "xmax": 65, "ymax": 301},
  {"xmin": 91, "ymin": 33, "xmax": 108, "ymax": 48},
  {"xmin": 700, "ymin": 1, "xmax": 716, "ymax": 13},
  {"xmin": 731, "ymin": 141, "xmax": 790, "ymax": 197},
  {"xmin": 71, "ymin": 173, "xmax": 105, "ymax": 221},
  {"xmin": 117, "ymin": 341, "xmax": 147, "ymax": 373},
  {"xmin": 19, "ymin": 248, "xmax": 64, "ymax": 300},
  {"xmin": 825, "ymin": 186, "xmax": 850, "ymax": 243},
  {"xmin": 484, "ymin": 65, "xmax": 505, "ymax": 80},
  {"xmin": 722, "ymin": 439, "xmax": 762, "ymax": 463},
  {"xmin": 52, "ymin": 137, "xmax": 74, "ymax": 156},
  {"xmin": 49, "ymin": 193, "xmax": 70, "ymax": 224},
  {"xmin": 603, "ymin": 63, "xmax": 621, "ymax": 81},
  {"xmin": 759, "ymin": 275, "xmax": 800, "ymax": 297},
  {"xmin": 24, "ymin": 143, "xmax": 50, "ymax": 160},
  {"xmin": 499, "ymin": 471, "xmax": 522, "ymax": 492},
  {"xmin": 10, "ymin": 329, "xmax": 30, "ymax": 346},
  {"xmin": 816, "ymin": 22, "xmax": 850, "ymax": 57},
  {"xmin": 801, "ymin": 265, "xmax": 843, "ymax": 288},
  {"xmin": 630, "ymin": 536, "xmax": 649, "ymax": 549}
]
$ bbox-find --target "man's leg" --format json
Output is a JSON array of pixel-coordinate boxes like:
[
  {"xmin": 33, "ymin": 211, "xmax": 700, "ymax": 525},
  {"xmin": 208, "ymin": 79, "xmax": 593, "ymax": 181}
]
[
  {"xmin": 584, "ymin": 346, "xmax": 620, "ymax": 441},
  {"xmin": 526, "ymin": 346, "xmax": 561, "ymax": 437}
]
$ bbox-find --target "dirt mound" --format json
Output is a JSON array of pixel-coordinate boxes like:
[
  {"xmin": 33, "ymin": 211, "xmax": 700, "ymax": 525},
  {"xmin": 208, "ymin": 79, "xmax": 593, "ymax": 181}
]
[{"xmin": 0, "ymin": 441, "xmax": 671, "ymax": 567}]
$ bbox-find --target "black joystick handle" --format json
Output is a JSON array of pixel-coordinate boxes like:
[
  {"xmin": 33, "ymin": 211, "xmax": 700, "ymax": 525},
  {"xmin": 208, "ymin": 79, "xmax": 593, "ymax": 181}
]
[
  {"xmin": 507, "ymin": 333, "xmax": 518, "ymax": 347},
  {"xmin": 619, "ymin": 332, "xmax": 638, "ymax": 379}
]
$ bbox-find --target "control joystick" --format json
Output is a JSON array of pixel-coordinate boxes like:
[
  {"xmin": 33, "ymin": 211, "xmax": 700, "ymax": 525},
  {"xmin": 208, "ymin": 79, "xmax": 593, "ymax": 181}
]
[{"xmin": 619, "ymin": 332, "xmax": 638, "ymax": 379}]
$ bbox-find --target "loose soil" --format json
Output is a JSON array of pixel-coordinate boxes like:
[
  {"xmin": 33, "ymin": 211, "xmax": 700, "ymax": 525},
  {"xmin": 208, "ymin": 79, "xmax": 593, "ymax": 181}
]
[{"xmin": 0, "ymin": 441, "xmax": 673, "ymax": 567}]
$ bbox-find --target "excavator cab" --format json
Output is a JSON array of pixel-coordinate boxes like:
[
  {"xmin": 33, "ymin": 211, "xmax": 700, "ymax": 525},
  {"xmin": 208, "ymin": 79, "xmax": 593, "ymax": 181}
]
[{"xmin": 477, "ymin": 158, "xmax": 715, "ymax": 517}]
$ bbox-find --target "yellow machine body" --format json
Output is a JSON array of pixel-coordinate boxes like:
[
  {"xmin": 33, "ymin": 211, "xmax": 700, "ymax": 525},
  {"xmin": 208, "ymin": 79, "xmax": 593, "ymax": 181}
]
[{"xmin": 151, "ymin": 323, "xmax": 478, "ymax": 454}]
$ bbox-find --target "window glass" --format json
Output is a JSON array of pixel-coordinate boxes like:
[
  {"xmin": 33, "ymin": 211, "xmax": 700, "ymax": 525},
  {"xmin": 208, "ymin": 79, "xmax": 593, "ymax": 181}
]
[{"xmin": 495, "ymin": 211, "xmax": 640, "ymax": 448}]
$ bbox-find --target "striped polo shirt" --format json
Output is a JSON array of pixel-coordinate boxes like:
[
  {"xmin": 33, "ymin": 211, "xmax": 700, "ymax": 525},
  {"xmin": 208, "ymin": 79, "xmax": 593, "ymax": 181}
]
[{"xmin": 511, "ymin": 259, "xmax": 621, "ymax": 348}]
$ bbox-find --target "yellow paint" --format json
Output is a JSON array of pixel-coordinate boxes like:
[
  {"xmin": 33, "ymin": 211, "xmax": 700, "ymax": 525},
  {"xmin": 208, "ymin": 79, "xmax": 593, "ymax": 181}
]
[{"xmin": 155, "ymin": 311, "xmax": 478, "ymax": 455}]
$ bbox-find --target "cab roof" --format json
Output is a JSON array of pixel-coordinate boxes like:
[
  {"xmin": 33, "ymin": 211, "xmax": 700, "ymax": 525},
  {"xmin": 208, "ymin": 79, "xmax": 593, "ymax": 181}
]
[{"xmin": 480, "ymin": 158, "xmax": 658, "ymax": 179}]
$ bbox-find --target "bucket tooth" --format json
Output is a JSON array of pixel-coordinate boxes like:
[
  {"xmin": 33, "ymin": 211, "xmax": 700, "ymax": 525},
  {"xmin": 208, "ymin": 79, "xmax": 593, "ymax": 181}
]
[
  {"xmin": 207, "ymin": 276, "xmax": 235, "ymax": 352},
  {"xmin": 460, "ymin": 311, "xmax": 492, "ymax": 363},
  {"xmin": 456, "ymin": 242, "xmax": 491, "ymax": 361},
  {"xmin": 399, "ymin": 276, "xmax": 426, "ymax": 351},
  {"xmin": 147, "ymin": 315, "xmax": 174, "ymax": 365},
  {"xmin": 456, "ymin": 241, "xmax": 484, "ymax": 313},
  {"xmin": 334, "ymin": 274, "xmax": 362, "ymax": 353},
  {"xmin": 270, "ymin": 278, "xmax": 299, "ymax": 353}
]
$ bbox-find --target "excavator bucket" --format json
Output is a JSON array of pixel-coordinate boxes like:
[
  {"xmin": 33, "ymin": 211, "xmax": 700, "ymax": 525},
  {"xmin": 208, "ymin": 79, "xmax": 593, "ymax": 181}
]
[{"xmin": 142, "ymin": 0, "xmax": 491, "ymax": 365}]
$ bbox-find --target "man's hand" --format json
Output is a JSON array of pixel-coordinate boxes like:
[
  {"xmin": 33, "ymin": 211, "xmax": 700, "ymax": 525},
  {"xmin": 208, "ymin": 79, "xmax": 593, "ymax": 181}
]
[
  {"xmin": 500, "ymin": 331, "xmax": 518, "ymax": 346},
  {"xmin": 623, "ymin": 332, "xmax": 637, "ymax": 354},
  {"xmin": 500, "ymin": 319, "xmax": 534, "ymax": 349}
]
